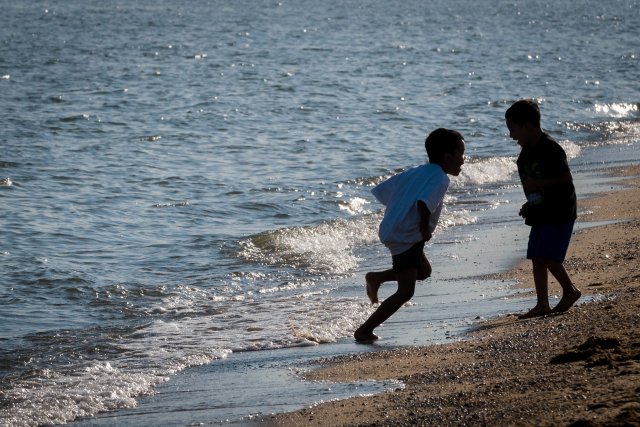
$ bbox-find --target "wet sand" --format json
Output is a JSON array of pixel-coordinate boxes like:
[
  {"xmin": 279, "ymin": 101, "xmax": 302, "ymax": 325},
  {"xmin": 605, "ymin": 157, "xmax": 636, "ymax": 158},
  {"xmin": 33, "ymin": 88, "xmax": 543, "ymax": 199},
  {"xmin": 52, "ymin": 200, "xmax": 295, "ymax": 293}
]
[{"xmin": 263, "ymin": 165, "xmax": 640, "ymax": 427}]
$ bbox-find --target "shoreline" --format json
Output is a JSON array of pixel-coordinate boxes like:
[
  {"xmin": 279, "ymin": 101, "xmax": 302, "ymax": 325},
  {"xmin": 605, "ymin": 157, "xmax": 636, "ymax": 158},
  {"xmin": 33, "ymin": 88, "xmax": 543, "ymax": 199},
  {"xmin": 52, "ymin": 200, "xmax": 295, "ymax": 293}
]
[{"xmin": 263, "ymin": 164, "xmax": 640, "ymax": 427}]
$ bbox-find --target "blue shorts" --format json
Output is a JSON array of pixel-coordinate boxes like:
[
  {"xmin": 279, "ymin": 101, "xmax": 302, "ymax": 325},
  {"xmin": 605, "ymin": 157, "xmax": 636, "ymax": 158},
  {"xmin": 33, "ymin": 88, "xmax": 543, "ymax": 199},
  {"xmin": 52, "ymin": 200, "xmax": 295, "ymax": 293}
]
[
  {"xmin": 527, "ymin": 222, "xmax": 574, "ymax": 263},
  {"xmin": 392, "ymin": 241, "xmax": 425, "ymax": 273}
]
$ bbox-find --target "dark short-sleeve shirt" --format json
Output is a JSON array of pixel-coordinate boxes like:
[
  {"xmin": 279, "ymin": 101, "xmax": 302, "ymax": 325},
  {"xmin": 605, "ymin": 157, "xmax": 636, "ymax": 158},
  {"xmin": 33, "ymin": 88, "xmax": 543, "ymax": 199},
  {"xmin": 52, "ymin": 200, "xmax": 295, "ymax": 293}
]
[{"xmin": 516, "ymin": 133, "xmax": 577, "ymax": 226}]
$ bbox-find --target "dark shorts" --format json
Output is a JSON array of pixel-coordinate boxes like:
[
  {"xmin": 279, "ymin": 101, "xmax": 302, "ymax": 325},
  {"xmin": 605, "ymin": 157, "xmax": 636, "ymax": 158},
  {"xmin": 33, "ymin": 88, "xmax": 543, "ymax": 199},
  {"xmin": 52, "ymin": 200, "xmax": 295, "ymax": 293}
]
[
  {"xmin": 392, "ymin": 241, "xmax": 425, "ymax": 273},
  {"xmin": 527, "ymin": 222, "xmax": 574, "ymax": 263}
]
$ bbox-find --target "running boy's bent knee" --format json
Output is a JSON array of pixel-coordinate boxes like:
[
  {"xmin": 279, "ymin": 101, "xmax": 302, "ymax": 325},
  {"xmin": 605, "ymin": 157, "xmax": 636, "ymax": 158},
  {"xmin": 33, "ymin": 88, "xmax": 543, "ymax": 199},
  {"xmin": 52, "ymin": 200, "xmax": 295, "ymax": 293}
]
[{"xmin": 418, "ymin": 255, "xmax": 432, "ymax": 281}]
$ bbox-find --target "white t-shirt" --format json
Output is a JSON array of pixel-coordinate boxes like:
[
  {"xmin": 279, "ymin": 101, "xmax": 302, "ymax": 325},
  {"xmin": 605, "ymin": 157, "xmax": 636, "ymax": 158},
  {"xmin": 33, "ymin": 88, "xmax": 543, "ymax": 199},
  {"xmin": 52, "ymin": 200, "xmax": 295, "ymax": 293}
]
[{"xmin": 372, "ymin": 163, "xmax": 450, "ymax": 255}]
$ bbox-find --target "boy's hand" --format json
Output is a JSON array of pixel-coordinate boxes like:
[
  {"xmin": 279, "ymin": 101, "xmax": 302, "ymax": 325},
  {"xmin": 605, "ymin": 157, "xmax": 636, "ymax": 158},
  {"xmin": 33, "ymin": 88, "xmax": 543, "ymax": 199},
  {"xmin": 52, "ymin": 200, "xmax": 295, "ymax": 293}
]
[{"xmin": 519, "ymin": 203, "xmax": 529, "ymax": 218}]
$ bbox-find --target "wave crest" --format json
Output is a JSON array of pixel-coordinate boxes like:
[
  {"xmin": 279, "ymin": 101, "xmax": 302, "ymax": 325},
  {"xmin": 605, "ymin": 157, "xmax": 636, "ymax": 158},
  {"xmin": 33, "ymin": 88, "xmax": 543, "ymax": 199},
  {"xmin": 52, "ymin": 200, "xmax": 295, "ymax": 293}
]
[
  {"xmin": 238, "ymin": 217, "xmax": 379, "ymax": 274},
  {"xmin": 594, "ymin": 102, "xmax": 639, "ymax": 118}
]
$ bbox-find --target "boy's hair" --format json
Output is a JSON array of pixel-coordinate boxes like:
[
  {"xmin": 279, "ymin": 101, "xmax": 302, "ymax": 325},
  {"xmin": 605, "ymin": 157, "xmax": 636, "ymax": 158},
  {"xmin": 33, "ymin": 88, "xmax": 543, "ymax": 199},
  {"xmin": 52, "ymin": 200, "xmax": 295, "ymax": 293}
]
[
  {"xmin": 505, "ymin": 99, "xmax": 541, "ymax": 128},
  {"xmin": 425, "ymin": 128, "xmax": 464, "ymax": 163}
]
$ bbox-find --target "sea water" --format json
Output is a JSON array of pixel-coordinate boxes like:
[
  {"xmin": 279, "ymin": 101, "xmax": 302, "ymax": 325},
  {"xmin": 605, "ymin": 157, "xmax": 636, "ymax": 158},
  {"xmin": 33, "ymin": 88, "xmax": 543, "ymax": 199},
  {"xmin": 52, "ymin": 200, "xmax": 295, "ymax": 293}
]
[{"xmin": 1, "ymin": 0, "xmax": 638, "ymax": 425}]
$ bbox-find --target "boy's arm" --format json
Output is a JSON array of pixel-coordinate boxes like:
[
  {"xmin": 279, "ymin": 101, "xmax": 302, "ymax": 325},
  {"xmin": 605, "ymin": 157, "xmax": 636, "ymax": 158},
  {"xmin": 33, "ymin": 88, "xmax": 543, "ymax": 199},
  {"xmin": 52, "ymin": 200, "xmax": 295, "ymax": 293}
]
[
  {"xmin": 417, "ymin": 200, "xmax": 432, "ymax": 242},
  {"xmin": 520, "ymin": 170, "xmax": 573, "ymax": 218}
]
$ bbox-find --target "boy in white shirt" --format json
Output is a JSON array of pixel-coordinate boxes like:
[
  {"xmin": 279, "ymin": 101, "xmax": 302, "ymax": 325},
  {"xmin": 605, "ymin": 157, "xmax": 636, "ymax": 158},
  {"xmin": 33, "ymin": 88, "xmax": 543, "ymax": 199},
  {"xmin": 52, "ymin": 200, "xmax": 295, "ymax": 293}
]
[{"xmin": 354, "ymin": 128, "xmax": 465, "ymax": 343}]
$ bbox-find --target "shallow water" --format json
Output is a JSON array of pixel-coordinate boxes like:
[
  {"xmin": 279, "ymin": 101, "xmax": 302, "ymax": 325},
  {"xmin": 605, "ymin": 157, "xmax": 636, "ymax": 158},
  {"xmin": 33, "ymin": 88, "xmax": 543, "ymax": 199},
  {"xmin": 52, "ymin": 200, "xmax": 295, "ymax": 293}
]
[{"xmin": 1, "ymin": 0, "xmax": 639, "ymax": 425}]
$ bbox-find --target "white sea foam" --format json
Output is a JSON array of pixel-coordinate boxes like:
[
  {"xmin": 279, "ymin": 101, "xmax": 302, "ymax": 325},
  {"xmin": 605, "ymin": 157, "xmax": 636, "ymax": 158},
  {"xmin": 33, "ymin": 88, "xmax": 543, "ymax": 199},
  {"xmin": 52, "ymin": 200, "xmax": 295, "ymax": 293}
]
[
  {"xmin": 594, "ymin": 102, "xmax": 639, "ymax": 118},
  {"xmin": 238, "ymin": 196, "xmax": 481, "ymax": 275},
  {"xmin": 258, "ymin": 279, "xmax": 316, "ymax": 294},
  {"xmin": 0, "ymin": 308, "xmax": 246, "ymax": 425},
  {"xmin": 453, "ymin": 156, "xmax": 517, "ymax": 187},
  {"xmin": 338, "ymin": 196, "xmax": 371, "ymax": 215},
  {"xmin": 438, "ymin": 207, "xmax": 478, "ymax": 229},
  {"xmin": 0, "ymin": 362, "xmax": 166, "ymax": 427},
  {"xmin": 559, "ymin": 140, "xmax": 582, "ymax": 160},
  {"xmin": 238, "ymin": 217, "xmax": 379, "ymax": 274},
  {"xmin": 455, "ymin": 146, "xmax": 579, "ymax": 190}
]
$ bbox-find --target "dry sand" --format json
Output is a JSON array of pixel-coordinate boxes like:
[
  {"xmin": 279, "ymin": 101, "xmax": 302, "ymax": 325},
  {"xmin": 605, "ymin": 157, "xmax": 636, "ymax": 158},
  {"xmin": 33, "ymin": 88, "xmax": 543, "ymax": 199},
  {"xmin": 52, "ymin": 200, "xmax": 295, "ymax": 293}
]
[{"xmin": 263, "ymin": 165, "xmax": 640, "ymax": 427}]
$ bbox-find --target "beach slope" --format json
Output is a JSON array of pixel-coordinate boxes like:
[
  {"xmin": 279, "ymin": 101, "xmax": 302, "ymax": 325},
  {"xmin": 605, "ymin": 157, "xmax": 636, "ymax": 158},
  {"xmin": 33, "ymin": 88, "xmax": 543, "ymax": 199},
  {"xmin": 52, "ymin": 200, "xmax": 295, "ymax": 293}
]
[{"xmin": 264, "ymin": 165, "xmax": 640, "ymax": 427}]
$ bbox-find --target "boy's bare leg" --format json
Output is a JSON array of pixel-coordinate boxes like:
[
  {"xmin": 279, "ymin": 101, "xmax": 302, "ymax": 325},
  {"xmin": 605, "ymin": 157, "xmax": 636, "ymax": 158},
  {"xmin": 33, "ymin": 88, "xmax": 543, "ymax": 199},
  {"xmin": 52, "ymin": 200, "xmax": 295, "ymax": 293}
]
[
  {"xmin": 418, "ymin": 253, "xmax": 432, "ymax": 280},
  {"xmin": 519, "ymin": 258, "xmax": 552, "ymax": 319},
  {"xmin": 548, "ymin": 261, "xmax": 581, "ymax": 313},
  {"xmin": 365, "ymin": 269, "xmax": 396, "ymax": 304},
  {"xmin": 365, "ymin": 254, "xmax": 430, "ymax": 304},
  {"xmin": 355, "ymin": 268, "xmax": 417, "ymax": 343}
]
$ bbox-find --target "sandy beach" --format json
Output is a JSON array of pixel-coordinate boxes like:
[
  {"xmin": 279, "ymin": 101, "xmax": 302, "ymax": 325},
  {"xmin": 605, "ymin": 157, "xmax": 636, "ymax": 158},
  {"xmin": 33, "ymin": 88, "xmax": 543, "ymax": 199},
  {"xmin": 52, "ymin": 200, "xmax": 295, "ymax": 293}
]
[{"xmin": 264, "ymin": 164, "xmax": 640, "ymax": 427}]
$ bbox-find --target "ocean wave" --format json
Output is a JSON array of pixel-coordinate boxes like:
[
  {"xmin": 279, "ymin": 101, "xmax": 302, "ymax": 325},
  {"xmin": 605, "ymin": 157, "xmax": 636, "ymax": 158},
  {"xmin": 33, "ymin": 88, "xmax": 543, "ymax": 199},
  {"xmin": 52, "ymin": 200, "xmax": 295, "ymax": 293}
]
[
  {"xmin": 0, "ymin": 292, "xmax": 368, "ymax": 426},
  {"xmin": 356, "ymin": 157, "xmax": 518, "ymax": 193},
  {"xmin": 565, "ymin": 119, "xmax": 640, "ymax": 146},
  {"xmin": 0, "ymin": 327, "xmax": 233, "ymax": 427},
  {"xmin": 237, "ymin": 217, "xmax": 379, "ymax": 274},
  {"xmin": 594, "ymin": 102, "xmax": 639, "ymax": 118},
  {"xmin": 438, "ymin": 206, "xmax": 478, "ymax": 229},
  {"xmin": 453, "ymin": 156, "xmax": 517, "ymax": 187},
  {"xmin": 0, "ymin": 361, "xmax": 164, "ymax": 427},
  {"xmin": 60, "ymin": 113, "xmax": 91, "ymax": 122},
  {"xmin": 337, "ymin": 196, "xmax": 371, "ymax": 215},
  {"xmin": 237, "ymin": 200, "xmax": 480, "ymax": 276},
  {"xmin": 559, "ymin": 140, "xmax": 582, "ymax": 160}
]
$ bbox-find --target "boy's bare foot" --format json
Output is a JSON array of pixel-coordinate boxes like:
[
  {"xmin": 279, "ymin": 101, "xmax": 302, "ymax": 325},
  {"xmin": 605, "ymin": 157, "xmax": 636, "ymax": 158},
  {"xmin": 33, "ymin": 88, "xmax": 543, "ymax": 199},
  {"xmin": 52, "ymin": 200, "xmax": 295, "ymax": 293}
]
[
  {"xmin": 354, "ymin": 328, "xmax": 379, "ymax": 344},
  {"xmin": 518, "ymin": 305, "xmax": 551, "ymax": 320},
  {"xmin": 365, "ymin": 273, "xmax": 381, "ymax": 305},
  {"xmin": 551, "ymin": 289, "xmax": 582, "ymax": 314}
]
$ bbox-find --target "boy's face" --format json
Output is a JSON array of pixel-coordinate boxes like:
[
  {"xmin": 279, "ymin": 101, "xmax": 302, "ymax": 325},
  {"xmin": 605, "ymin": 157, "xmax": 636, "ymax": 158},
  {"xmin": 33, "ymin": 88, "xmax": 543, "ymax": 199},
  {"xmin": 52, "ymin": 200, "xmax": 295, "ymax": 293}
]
[
  {"xmin": 506, "ymin": 119, "xmax": 534, "ymax": 147},
  {"xmin": 441, "ymin": 140, "xmax": 465, "ymax": 176}
]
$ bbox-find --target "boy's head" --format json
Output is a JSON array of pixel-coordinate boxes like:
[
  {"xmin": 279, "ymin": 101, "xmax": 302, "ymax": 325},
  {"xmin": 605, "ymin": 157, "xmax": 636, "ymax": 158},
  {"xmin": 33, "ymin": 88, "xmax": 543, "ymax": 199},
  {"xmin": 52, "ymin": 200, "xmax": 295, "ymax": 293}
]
[
  {"xmin": 505, "ymin": 99, "xmax": 541, "ymax": 128},
  {"xmin": 425, "ymin": 128, "xmax": 465, "ymax": 176},
  {"xmin": 505, "ymin": 99, "xmax": 543, "ymax": 147}
]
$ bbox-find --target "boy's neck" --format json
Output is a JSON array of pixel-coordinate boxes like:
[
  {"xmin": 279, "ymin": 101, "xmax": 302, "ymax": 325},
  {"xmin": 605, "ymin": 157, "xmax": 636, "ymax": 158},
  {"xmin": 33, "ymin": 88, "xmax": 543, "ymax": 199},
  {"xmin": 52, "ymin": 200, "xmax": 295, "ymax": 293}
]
[{"xmin": 523, "ymin": 128, "xmax": 544, "ymax": 147}]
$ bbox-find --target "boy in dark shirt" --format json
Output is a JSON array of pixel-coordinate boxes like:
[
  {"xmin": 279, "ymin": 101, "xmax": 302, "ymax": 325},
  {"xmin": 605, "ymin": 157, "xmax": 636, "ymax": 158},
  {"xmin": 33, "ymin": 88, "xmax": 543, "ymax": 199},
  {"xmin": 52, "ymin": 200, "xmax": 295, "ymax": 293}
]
[{"xmin": 505, "ymin": 100, "xmax": 581, "ymax": 319}]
